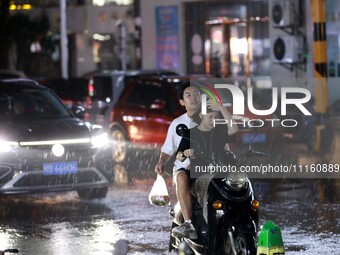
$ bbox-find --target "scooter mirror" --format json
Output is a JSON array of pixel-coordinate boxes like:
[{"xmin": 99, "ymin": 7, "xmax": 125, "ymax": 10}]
[{"xmin": 176, "ymin": 124, "xmax": 189, "ymax": 137}]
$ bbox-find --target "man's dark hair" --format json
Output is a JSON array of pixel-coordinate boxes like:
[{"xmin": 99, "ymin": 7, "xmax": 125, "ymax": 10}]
[
  {"xmin": 178, "ymin": 82, "xmax": 190, "ymax": 100},
  {"xmin": 178, "ymin": 81, "xmax": 200, "ymax": 100}
]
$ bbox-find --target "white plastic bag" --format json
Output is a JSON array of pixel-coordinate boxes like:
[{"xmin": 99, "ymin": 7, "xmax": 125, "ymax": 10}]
[{"xmin": 148, "ymin": 174, "xmax": 170, "ymax": 206}]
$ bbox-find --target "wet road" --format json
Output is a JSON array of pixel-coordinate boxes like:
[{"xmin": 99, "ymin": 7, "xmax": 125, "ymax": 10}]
[
  {"xmin": 0, "ymin": 147, "xmax": 339, "ymax": 254},
  {"xmin": 0, "ymin": 171, "xmax": 339, "ymax": 254},
  {"xmin": 254, "ymin": 179, "xmax": 340, "ymax": 254}
]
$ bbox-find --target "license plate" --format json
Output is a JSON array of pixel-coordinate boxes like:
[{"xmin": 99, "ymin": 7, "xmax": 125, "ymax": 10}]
[
  {"xmin": 242, "ymin": 133, "xmax": 266, "ymax": 143},
  {"xmin": 43, "ymin": 161, "xmax": 78, "ymax": 175}
]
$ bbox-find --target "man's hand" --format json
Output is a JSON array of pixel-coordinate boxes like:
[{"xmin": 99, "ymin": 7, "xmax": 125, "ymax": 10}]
[
  {"xmin": 155, "ymin": 159, "xmax": 165, "ymax": 174},
  {"xmin": 206, "ymin": 99, "xmax": 221, "ymax": 112},
  {"xmin": 207, "ymin": 99, "xmax": 238, "ymax": 135},
  {"xmin": 155, "ymin": 152, "xmax": 171, "ymax": 174},
  {"xmin": 176, "ymin": 151, "xmax": 186, "ymax": 162},
  {"xmin": 183, "ymin": 149, "xmax": 195, "ymax": 159}
]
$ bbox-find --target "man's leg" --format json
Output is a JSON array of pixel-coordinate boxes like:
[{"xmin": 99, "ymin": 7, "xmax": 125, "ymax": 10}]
[
  {"xmin": 172, "ymin": 170, "xmax": 197, "ymax": 239},
  {"xmin": 175, "ymin": 171, "xmax": 192, "ymax": 221}
]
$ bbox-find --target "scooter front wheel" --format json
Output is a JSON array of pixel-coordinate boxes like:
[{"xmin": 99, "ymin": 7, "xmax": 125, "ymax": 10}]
[
  {"xmin": 221, "ymin": 232, "xmax": 256, "ymax": 255},
  {"xmin": 177, "ymin": 241, "xmax": 194, "ymax": 255}
]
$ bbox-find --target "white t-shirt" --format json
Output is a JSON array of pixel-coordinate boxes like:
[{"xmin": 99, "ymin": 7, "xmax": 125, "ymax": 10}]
[{"xmin": 161, "ymin": 113, "xmax": 197, "ymax": 169}]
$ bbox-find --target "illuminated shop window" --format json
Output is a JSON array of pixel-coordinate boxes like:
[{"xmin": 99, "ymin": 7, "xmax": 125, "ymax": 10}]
[{"xmin": 92, "ymin": 0, "xmax": 132, "ymax": 6}]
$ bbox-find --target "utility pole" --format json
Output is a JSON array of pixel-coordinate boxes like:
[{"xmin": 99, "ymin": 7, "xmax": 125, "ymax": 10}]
[
  {"xmin": 311, "ymin": 0, "xmax": 328, "ymax": 153},
  {"xmin": 60, "ymin": 0, "xmax": 68, "ymax": 78}
]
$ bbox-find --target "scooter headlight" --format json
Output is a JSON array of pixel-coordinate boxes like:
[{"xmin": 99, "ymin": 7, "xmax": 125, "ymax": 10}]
[{"xmin": 226, "ymin": 173, "xmax": 247, "ymax": 191}]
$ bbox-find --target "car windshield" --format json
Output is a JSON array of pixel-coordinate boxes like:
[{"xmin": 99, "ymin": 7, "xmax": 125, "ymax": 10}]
[{"xmin": 0, "ymin": 88, "xmax": 72, "ymax": 120}]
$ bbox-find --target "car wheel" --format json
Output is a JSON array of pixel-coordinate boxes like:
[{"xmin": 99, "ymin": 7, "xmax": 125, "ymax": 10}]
[
  {"xmin": 77, "ymin": 187, "xmax": 109, "ymax": 200},
  {"xmin": 111, "ymin": 128, "xmax": 128, "ymax": 163}
]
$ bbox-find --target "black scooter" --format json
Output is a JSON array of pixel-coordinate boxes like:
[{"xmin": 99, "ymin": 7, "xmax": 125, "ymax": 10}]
[{"xmin": 169, "ymin": 124, "xmax": 268, "ymax": 255}]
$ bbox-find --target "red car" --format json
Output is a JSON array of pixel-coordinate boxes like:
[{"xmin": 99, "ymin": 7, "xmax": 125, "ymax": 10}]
[
  {"xmin": 87, "ymin": 71, "xmax": 184, "ymax": 163},
  {"xmin": 89, "ymin": 73, "xmax": 282, "ymax": 163}
]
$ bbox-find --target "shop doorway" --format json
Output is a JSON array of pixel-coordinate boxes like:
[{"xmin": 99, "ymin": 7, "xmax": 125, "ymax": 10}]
[{"xmin": 205, "ymin": 19, "xmax": 250, "ymax": 78}]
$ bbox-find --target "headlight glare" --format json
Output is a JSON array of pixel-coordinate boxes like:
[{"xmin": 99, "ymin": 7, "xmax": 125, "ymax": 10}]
[
  {"xmin": 226, "ymin": 173, "xmax": 247, "ymax": 191},
  {"xmin": 91, "ymin": 133, "xmax": 109, "ymax": 148},
  {"xmin": 52, "ymin": 144, "xmax": 65, "ymax": 157},
  {"xmin": 0, "ymin": 140, "xmax": 19, "ymax": 153}
]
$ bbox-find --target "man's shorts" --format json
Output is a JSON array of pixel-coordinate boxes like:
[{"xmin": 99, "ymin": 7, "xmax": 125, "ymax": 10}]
[{"xmin": 172, "ymin": 167, "xmax": 196, "ymax": 186}]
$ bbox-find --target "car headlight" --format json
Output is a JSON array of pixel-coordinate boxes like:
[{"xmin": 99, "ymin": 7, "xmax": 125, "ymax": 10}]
[
  {"xmin": 226, "ymin": 173, "xmax": 247, "ymax": 191},
  {"xmin": 91, "ymin": 133, "xmax": 109, "ymax": 148},
  {"xmin": 0, "ymin": 140, "xmax": 19, "ymax": 153}
]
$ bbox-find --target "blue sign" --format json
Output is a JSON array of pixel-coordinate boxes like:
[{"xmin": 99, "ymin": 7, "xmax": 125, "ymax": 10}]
[{"xmin": 155, "ymin": 6, "xmax": 180, "ymax": 69}]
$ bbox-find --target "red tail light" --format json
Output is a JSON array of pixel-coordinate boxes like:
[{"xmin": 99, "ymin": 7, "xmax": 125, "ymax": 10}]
[{"xmin": 88, "ymin": 79, "xmax": 94, "ymax": 97}]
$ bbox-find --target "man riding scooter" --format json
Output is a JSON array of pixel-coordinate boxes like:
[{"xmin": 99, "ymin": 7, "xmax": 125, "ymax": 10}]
[
  {"xmin": 174, "ymin": 102, "xmax": 237, "ymax": 232},
  {"xmin": 155, "ymin": 82, "xmax": 201, "ymax": 239},
  {"xmin": 170, "ymin": 99, "xmax": 269, "ymax": 255},
  {"xmin": 155, "ymin": 83, "xmax": 237, "ymax": 240}
]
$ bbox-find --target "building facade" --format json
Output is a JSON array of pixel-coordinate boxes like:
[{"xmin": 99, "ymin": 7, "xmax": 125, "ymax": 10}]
[
  {"xmin": 10, "ymin": 2, "xmax": 135, "ymax": 77},
  {"xmin": 140, "ymin": 0, "xmax": 340, "ymax": 107}
]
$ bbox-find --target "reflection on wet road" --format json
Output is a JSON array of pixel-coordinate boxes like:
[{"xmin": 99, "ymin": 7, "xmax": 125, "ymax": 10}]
[
  {"xmin": 0, "ymin": 151, "xmax": 339, "ymax": 254},
  {"xmin": 0, "ymin": 192, "xmax": 122, "ymax": 255},
  {"xmin": 0, "ymin": 179, "xmax": 338, "ymax": 254},
  {"xmin": 255, "ymin": 179, "xmax": 340, "ymax": 254}
]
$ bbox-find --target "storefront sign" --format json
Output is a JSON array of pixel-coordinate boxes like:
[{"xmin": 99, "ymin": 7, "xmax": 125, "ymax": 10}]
[{"xmin": 155, "ymin": 6, "xmax": 180, "ymax": 69}]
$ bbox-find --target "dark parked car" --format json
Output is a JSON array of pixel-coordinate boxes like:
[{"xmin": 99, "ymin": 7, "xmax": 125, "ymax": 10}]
[
  {"xmin": 0, "ymin": 79, "xmax": 113, "ymax": 199},
  {"xmin": 0, "ymin": 69, "xmax": 26, "ymax": 79},
  {"xmin": 34, "ymin": 77, "xmax": 89, "ymax": 108}
]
